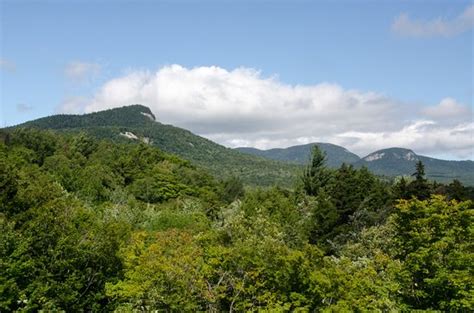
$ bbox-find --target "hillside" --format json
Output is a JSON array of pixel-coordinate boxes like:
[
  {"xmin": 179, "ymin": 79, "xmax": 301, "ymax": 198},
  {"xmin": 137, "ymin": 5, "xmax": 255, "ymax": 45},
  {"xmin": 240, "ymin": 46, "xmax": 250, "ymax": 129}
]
[
  {"xmin": 355, "ymin": 148, "xmax": 474, "ymax": 185},
  {"xmin": 12, "ymin": 105, "xmax": 300, "ymax": 187},
  {"xmin": 3, "ymin": 118, "xmax": 472, "ymax": 312},
  {"xmin": 237, "ymin": 143, "xmax": 474, "ymax": 185},
  {"xmin": 10, "ymin": 105, "xmax": 473, "ymax": 186},
  {"xmin": 237, "ymin": 142, "xmax": 360, "ymax": 168}
]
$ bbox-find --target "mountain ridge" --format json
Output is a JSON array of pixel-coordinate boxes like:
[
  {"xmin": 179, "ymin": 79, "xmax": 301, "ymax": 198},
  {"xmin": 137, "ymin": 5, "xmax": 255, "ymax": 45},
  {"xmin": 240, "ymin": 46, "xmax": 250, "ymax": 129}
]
[
  {"xmin": 236, "ymin": 143, "xmax": 360, "ymax": 168},
  {"xmin": 237, "ymin": 144, "xmax": 473, "ymax": 185},
  {"xmin": 354, "ymin": 147, "xmax": 473, "ymax": 184},
  {"xmin": 9, "ymin": 105, "xmax": 474, "ymax": 186},
  {"xmin": 11, "ymin": 105, "xmax": 300, "ymax": 187}
]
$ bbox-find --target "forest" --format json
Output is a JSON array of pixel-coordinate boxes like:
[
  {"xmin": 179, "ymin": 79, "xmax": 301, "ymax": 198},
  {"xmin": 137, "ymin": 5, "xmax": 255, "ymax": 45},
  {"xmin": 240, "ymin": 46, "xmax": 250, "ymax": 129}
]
[{"xmin": 0, "ymin": 128, "xmax": 472, "ymax": 312}]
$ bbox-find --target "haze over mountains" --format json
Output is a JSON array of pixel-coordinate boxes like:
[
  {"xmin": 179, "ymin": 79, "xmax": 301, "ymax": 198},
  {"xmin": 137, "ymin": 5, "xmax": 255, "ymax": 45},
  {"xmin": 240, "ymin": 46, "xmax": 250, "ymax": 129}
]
[{"xmin": 11, "ymin": 105, "xmax": 474, "ymax": 185}]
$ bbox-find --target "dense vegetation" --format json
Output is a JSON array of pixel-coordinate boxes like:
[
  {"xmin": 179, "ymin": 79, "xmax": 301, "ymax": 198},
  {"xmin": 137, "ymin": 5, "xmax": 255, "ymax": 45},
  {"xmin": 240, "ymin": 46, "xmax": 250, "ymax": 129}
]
[
  {"xmin": 15, "ymin": 105, "xmax": 300, "ymax": 187},
  {"xmin": 17, "ymin": 105, "xmax": 474, "ymax": 187},
  {"xmin": 1, "ymin": 128, "xmax": 472, "ymax": 311}
]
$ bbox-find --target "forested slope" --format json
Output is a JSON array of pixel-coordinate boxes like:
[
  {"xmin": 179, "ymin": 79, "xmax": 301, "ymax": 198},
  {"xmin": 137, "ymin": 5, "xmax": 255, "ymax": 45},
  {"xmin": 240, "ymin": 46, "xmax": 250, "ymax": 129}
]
[
  {"xmin": 1, "ymin": 132, "xmax": 472, "ymax": 311},
  {"xmin": 14, "ymin": 105, "xmax": 300, "ymax": 187},
  {"xmin": 237, "ymin": 142, "xmax": 361, "ymax": 167},
  {"xmin": 238, "ymin": 143, "xmax": 474, "ymax": 185},
  {"xmin": 355, "ymin": 148, "xmax": 474, "ymax": 185}
]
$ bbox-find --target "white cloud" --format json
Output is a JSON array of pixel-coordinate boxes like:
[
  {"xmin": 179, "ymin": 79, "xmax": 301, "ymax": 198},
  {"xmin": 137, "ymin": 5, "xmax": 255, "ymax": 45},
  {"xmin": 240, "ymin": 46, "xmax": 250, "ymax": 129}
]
[
  {"xmin": 392, "ymin": 4, "xmax": 474, "ymax": 37},
  {"xmin": 422, "ymin": 98, "xmax": 472, "ymax": 121},
  {"xmin": 336, "ymin": 121, "xmax": 473, "ymax": 159},
  {"xmin": 0, "ymin": 58, "xmax": 16, "ymax": 72},
  {"xmin": 64, "ymin": 61, "xmax": 101, "ymax": 82},
  {"xmin": 58, "ymin": 64, "xmax": 473, "ymax": 159}
]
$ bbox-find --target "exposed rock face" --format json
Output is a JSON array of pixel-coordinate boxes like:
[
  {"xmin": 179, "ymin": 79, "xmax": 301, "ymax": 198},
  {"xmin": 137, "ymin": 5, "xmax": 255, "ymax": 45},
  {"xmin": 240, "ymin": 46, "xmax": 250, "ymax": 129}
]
[
  {"xmin": 141, "ymin": 112, "xmax": 156, "ymax": 121},
  {"xmin": 120, "ymin": 131, "xmax": 139, "ymax": 140}
]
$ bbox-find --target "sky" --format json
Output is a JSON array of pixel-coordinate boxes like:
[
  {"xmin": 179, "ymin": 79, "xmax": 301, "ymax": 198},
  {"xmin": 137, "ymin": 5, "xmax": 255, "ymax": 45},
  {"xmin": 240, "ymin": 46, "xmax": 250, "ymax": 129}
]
[{"xmin": 0, "ymin": 0, "xmax": 473, "ymax": 160}]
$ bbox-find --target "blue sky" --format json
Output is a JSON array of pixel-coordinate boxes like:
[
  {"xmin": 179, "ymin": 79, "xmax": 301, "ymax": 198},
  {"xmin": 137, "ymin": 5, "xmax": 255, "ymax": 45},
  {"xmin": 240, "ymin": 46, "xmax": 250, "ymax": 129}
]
[{"xmin": 1, "ymin": 0, "xmax": 473, "ymax": 159}]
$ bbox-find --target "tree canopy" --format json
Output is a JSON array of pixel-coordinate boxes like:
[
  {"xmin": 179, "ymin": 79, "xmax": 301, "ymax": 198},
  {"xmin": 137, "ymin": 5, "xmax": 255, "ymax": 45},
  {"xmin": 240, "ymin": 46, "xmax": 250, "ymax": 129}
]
[{"xmin": 1, "ymin": 131, "xmax": 472, "ymax": 311}]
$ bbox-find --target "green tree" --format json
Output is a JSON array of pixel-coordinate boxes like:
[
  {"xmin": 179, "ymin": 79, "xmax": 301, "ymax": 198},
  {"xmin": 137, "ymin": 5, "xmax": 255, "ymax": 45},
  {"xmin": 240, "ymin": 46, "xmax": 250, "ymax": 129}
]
[
  {"xmin": 301, "ymin": 145, "xmax": 331, "ymax": 196},
  {"xmin": 408, "ymin": 160, "xmax": 431, "ymax": 200},
  {"xmin": 106, "ymin": 230, "xmax": 207, "ymax": 311},
  {"xmin": 392, "ymin": 176, "xmax": 410, "ymax": 199},
  {"xmin": 221, "ymin": 176, "xmax": 245, "ymax": 203},
  {"xmin": 9, "ymin": 128, "xmax": 57, "ymax": 165},
  {"xmin": 310, "ymin": 164, "xmax": 390, "ymax": 250},
  {"xmin": 446, "ymin": 179, "xmax": 469, "ymax": 201},
  {"xmin": 393, "ymin": 195, "xmax": 473, "ymax": 310},
  {"xmin": 70, "ymin": 132, "xmax": 97, "ymax": 158},
  {"xmin": 307, "ymin": 191, "xmax": 338, "ymax": 247},
  {"xmin": 0, "ymin": 197, "xmax": 127, "ymax": 311}
]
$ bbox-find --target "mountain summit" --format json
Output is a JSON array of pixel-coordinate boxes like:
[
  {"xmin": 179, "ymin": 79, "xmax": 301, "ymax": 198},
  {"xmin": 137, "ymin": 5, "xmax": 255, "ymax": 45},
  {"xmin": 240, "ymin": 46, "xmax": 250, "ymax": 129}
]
[
  {"xmin": 354, "ymin": 148, "xmax": 473, "ymax": 185},
  {"xmin": 19, "ymin": 105, "xmax": 156, "ymax": 129},
  {"xmin": 13, "ymin": 105, "xmax": 298, "ymax": 187},
  {"xmin": 362, "ymin": 148, "xmax": 418, "ymax": 162},
  {"xmin": 237, "ymin": 143, "xmax": 360, "ymax": 168},
  {"xmin": 11, "ymin": 105, "xmax": 474, "ymax": 186}
]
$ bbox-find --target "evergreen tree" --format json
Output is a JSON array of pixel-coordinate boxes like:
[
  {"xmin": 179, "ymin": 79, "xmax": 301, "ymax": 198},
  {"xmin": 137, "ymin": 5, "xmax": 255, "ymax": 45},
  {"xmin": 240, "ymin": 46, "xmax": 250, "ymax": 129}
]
[
  {"xmin": 301, "ymin": 145, "xmax": 331, "ymax": 196},
  {"xmin": 414, "ymin": 160, "xmax": 425, "ymax": 181},
  {"xmin": 408, "ymin": 161, "xmax": 431, "ymax": 200},
  {"xmin": 392, "ymin": 176, "xmax": 410, "ymax": 199},
  {"xmin": 446, "ymin": 179, "xmax": 468, "ymax": 201}
]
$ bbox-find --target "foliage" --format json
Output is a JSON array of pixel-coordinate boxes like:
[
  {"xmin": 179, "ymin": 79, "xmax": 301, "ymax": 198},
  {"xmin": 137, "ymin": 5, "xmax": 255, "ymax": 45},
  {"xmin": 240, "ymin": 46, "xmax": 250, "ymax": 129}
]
[
  {"xmin": 407, "ymin": 160, "xmax": 431, "ymax": 200},
  {"xmin": 0, "ymin": 127, "xmax": 471, "ymax": 311},
  {"xmin": 14, "ymin": 105, "xmax": 300, "ymax": 187},
  {"xmin": 106, "ymin": 230, "xmax": 207, "ymax": 311},
  {"xmin": 300, "ymin": 145, "xmax": 331, "ymax": 196},
  {"xmin": 393, "ymin": 195, "xmax": 473, "ymax": 310}
]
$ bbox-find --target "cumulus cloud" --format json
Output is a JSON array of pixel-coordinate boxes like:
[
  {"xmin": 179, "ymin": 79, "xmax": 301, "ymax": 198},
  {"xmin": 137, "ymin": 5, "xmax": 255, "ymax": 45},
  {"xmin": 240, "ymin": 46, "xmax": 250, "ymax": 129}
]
[
  {"xmin": 422, "ymin": 98, "xmax": 472, "ymax": 122},
  {"xmin": 0, "ymin": 58, "xmax": 16, "ymax": 72},
  {"xmin": 392, "ymin": 4, "xmax": 474, "ymax": 37},
  {"xmin": 64, "ymin": 61, "xmax": 101, "ymax": 82},
  {"xmin": 58, "ymin": 64, "xmax": 473, "ymax": 159},
  {"xmin": 335, "ymin": 121, "xmax": 473, "ymax": 159}
]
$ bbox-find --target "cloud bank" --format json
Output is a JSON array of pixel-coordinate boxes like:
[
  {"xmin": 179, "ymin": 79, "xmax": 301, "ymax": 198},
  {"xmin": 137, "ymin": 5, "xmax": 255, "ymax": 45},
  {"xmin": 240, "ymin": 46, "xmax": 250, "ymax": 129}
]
[
  {"xmin": 59, "ymin": 65, "xmax": 473, "ymax": 159},
  {"xmin": 392, "ymin": 4, "xmax": 474, "ymax": 37}
]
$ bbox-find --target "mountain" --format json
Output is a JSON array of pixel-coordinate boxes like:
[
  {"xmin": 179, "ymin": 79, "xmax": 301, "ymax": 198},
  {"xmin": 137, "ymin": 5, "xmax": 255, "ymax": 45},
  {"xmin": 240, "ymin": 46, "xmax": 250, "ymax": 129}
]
[
  {"xmin": 237, "ymin": 143, "xmax": 474, "ymax": 185},
  {"xmin": 11, "ymin": 105, "xmax": 300, "ymax": 187},
  {"xmin": 9, "ymin": 105, "xmax": 474, "ymax": 186},
  {"xmin": 237, "ymin": 143, "xmax": 360, "ymax": 168},
  {"xmin": 354, "ymin": 148, "xmax": 474, "ymax": 185}
]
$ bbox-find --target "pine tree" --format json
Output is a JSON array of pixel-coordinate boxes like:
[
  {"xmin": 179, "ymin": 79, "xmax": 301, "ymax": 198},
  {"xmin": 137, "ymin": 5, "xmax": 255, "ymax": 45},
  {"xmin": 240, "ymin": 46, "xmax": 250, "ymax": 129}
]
[
  {"xmin": 301, "ymin": 145, "xmax": 331, "ymax": 196},
  {"xmin": 408, "ymin": 160, "xmax": 431, "ymax": 200},
  {"xmin": 414, "ymin": 160, "xmax": 425, "ymax": 181},
  {"xmin": 393, "ymin": 177, "xmax": 409, "ymax": 199}
]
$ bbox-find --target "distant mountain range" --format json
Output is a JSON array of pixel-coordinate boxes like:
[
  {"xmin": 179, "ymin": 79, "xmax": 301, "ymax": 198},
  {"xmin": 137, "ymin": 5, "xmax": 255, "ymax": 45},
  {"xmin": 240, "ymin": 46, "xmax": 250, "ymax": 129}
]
[
  {"xmin": 238, "ymin": 144, "xmax": 474, "ymax": 185},
  {"xmin": 356, "ymin": 148, "xmax": 474, "ymax": 185},
  {"xmin": 237, "ymin": 143, "xmax": 360, "ymax": 168},
  {"xmin": 9, "ymin": 104, "xmax": 474, "ymax": 186}
]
